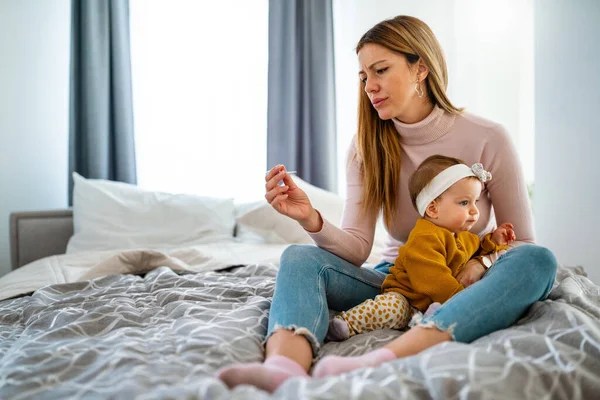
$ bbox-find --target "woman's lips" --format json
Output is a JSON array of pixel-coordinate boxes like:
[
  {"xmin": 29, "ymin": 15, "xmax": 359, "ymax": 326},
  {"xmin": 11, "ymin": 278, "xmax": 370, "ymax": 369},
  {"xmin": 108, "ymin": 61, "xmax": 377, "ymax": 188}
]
[{"xmin": 372, "ymin": 98, "xmax": 386, "ymax": 108}]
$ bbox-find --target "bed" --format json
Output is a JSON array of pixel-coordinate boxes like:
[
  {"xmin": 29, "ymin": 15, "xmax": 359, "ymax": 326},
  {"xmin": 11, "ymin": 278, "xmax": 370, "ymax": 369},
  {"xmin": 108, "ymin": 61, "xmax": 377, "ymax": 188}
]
[{"xmin": 1, "ymin": 174, "xmax": 599, "ymax": 399}]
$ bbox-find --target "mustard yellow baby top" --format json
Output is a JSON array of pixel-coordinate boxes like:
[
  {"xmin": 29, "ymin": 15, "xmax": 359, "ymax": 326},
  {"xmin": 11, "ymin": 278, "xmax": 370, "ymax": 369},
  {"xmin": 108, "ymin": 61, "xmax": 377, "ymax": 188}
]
[{"xmin": 381, "ymin": 218, "xmax": 507, "ymax": 312}]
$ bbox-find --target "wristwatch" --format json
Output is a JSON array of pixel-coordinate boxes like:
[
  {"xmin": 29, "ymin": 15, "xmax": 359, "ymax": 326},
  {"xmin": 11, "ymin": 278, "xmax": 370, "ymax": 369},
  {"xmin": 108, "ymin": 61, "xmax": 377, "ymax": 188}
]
[{"xmin": 475, "ymin": 255, "xmax": 492, "ymax": 270}]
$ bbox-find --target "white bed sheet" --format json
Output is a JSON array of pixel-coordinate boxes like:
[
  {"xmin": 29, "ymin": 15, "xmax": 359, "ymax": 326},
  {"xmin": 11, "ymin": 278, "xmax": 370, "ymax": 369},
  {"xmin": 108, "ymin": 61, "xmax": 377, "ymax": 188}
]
[{"xmin": 0, "ymin": 240, "xmax": 294, "ymax": 302}]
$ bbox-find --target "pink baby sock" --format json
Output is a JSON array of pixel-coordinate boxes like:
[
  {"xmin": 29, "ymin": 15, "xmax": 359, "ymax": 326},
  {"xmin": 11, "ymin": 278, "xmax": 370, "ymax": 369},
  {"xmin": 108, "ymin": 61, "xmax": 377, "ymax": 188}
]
[
  {"xmin": 311, "ymin": 348, "xmax": 396, "ymax": 379},
  {"xmin": 217, "ymin": 355, "xmax": 308, "ymax": 393}
]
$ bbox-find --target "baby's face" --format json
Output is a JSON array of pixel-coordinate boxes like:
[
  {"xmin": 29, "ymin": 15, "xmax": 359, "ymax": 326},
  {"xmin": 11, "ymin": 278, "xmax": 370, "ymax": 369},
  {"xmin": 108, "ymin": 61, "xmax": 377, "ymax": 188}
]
[{"xmin": 433, "ymin": 177, "xmax": 482, "ymax": 233}]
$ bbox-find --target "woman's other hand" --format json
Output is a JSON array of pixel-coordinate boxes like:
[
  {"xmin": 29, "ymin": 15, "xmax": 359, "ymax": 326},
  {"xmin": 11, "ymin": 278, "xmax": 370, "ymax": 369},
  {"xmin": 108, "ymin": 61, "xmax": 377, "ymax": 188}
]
[
  {"xmin": 265, "ymin": 165, "xmax": 323, "ymax": 232},
  {"xmin": 456, "ymin": 258, "xmax": 486, "ymax": 287}
]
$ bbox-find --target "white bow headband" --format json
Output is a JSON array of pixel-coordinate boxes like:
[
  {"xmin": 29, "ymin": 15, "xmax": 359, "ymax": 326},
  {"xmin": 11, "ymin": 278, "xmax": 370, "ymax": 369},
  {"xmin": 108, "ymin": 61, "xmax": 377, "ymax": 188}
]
[{"xmin": 416, "ymin": 163, "xmax": 492, "ymax": 216}]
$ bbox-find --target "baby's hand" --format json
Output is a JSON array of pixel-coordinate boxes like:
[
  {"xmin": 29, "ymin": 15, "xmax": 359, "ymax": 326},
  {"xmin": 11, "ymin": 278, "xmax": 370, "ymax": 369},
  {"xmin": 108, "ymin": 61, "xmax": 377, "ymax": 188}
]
[{"xmin": 492, "ymin": 222, "xmax": 516, "ymax": 245}]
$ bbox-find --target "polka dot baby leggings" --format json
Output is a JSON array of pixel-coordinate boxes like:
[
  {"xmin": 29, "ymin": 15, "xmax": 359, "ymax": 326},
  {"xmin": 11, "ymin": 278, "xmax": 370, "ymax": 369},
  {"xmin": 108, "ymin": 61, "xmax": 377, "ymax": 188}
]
[{"xmin": 336, "ymin": 291, "xmax": 414, "ymax": 337}]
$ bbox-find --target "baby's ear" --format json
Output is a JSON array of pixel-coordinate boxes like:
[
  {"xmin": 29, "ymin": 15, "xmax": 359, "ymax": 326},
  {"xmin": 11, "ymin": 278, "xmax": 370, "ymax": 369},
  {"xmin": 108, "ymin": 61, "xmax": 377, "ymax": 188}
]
[{"xmin": 425, "ymin": 200, "xmax": 438, "ymax": 219}]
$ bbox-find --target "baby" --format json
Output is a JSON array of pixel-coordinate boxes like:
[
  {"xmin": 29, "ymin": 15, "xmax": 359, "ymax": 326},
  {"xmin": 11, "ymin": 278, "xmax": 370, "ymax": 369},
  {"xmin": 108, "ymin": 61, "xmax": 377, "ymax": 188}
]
[{"xmin": 327, "ymin": 154, "xmax": 515, "ymax": 341}]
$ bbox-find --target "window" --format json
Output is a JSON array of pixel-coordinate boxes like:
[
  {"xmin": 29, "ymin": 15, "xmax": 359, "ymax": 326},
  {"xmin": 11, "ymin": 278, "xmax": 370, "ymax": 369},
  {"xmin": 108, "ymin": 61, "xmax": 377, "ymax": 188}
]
[{"xmin": 130, "ymin": 0, "xmax": 269, "ymax": 201}]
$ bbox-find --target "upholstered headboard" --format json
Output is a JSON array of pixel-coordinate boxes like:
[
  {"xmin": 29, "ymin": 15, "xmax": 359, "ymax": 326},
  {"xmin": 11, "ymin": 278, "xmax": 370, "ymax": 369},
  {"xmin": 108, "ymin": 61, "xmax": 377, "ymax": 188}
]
[{"xmin": 9, "ymin": 209, "xmax": 73, "ymax": 270}]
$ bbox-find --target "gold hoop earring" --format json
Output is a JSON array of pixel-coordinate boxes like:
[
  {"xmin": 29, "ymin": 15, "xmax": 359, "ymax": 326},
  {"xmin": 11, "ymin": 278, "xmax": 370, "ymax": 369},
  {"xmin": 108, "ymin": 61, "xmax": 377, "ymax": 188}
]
[{"xmin": 414, "ymin": 81, "xmax": 424, "ymax": 98}]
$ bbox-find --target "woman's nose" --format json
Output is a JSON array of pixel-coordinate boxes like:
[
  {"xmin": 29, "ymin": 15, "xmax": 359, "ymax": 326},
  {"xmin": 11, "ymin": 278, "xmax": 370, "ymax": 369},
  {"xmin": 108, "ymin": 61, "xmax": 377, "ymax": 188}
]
[{"xmin": 364, "ymin": 78, "xmax": 378, "ymax": 94}]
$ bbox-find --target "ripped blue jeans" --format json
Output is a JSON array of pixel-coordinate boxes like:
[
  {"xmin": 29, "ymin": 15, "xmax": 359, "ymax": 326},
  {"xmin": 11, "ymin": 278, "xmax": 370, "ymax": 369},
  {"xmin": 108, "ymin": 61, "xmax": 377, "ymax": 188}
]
[{"xmin": 266, "ymin": 244, "xmax": 557, "ymax": 357}]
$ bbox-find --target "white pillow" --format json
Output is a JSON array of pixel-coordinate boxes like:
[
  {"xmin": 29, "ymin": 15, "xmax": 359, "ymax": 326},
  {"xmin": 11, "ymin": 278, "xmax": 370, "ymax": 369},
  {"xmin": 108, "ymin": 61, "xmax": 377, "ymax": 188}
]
[
  {"xmin": 235, "ymin": 176, "xmax": 387, "ymax": 264},
  {"xmin": 66, "ymin": 173, "xmax": 236, "ymax": 254}
]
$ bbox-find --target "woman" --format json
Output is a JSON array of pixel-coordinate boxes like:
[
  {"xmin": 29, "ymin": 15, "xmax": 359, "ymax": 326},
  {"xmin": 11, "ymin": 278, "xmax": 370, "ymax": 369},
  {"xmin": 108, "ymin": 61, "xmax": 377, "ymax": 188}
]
[{"xmin": 218, "ymin": 15, "xmax": 556, "ymax": 391}]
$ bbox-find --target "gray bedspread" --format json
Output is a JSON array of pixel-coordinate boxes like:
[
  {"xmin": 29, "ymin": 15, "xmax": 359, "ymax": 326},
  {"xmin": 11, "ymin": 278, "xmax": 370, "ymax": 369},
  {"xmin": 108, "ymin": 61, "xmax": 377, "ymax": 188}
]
[{"xmin": 1, "ymin": 264, "xmax": 599, "ymax": 399}]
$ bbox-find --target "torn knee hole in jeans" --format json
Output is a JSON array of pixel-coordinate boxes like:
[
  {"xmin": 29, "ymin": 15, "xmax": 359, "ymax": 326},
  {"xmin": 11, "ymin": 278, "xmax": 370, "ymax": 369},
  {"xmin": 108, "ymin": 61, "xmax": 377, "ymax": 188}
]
[
  {"xmin": 410, "ymin": 314, "xmax": 457, "ymax": 340},
  {"xmin": 265, "ymin": 324, "xmax": 321, "ymax": 362}
]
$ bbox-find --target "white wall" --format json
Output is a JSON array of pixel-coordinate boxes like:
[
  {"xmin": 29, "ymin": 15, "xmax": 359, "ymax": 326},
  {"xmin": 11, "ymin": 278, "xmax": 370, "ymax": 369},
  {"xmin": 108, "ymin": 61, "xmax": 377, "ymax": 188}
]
[
  {"xmin": 534, "ymin": 0, "xmax": 600, "ymax": 284},
  {"xmin": 0, "ymin": 0, "xmax": 71, "ymax": 277}
]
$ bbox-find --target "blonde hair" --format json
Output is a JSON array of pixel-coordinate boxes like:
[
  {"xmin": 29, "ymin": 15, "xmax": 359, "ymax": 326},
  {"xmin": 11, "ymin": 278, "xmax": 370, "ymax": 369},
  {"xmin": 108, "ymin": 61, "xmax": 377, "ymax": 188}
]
[
  {"xmin": 408, "ymin": 155, "xmax": 468, "ymax": 212},
  {"xmin": 354, "ymin": 15, "xmax": 463, "ymax": 228}
]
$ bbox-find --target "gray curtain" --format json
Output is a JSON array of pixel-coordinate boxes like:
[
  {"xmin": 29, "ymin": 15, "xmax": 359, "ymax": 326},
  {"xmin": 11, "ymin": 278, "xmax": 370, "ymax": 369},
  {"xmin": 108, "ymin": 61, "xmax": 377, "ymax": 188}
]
[
  {"xmin": 69, "ymin": 0, "xmax": 136, "ymax": 203},
  {"xmin": 267, "ymin": 0, "xmax": 337, "ymax": 191}
]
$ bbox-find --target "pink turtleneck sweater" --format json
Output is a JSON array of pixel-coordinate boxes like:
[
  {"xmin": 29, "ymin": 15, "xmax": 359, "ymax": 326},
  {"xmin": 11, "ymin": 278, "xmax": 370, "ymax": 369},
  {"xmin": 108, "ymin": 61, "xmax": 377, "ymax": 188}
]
[{"xmin": 307, "ymin": 106, "xmax": 534, "ymax": 267}]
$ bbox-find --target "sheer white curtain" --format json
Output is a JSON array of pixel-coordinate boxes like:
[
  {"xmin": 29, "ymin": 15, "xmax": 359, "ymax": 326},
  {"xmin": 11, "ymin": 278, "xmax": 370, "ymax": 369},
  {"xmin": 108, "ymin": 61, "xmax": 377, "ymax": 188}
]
[
  {"xmin": 130, "ymin": 0, "xmax": 268, "ymax": 202},
  {"xmin": 333, "ymin": 0, "xmax": 534, "ymax": 197}
]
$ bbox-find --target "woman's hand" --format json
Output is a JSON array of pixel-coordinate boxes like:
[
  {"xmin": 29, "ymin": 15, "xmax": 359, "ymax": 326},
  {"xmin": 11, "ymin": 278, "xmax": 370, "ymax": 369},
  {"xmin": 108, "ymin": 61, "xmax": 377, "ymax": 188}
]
[
  {"xmin": 492, "ymin": 222, "xmax": 516, "ymax": 246},
  {"xmin": 456, "ymin": 258, "xmax": 486, "ymax": 288},
  {"xmin": 265, "ymin": 165, "xmax": 323, "ymax": 232}
]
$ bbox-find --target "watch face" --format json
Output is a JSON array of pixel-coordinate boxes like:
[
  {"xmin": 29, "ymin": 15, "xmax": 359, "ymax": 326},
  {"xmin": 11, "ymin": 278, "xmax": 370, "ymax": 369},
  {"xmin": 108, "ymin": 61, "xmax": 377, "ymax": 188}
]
[{"xmin": 482, "ymin": 257, "xmax": 492, "ymax": 268}]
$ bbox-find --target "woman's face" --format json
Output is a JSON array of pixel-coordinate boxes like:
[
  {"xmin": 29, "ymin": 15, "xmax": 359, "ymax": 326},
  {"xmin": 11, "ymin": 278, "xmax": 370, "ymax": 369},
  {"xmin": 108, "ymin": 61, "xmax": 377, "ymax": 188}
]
[{"xmin": 357, "ymin": 43, "xmax": 426, "ymax": 123}]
